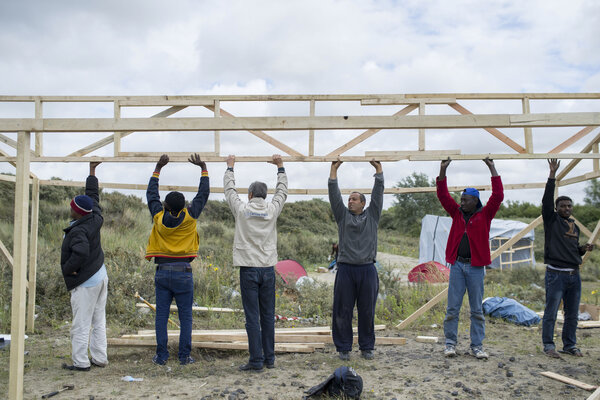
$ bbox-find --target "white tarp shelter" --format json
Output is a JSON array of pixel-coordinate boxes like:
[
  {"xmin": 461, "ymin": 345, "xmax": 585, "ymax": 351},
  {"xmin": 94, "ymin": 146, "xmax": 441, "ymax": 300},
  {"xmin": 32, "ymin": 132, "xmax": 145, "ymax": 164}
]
[{"xmin": 419, "ymin": 214, "xmax": 535, "ymax": 269}]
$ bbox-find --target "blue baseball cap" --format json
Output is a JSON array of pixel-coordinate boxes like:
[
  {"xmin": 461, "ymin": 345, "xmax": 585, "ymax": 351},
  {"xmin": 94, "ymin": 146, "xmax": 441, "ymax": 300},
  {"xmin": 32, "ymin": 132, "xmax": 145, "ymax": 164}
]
[{"xmin": 463, "ymin": 188, "xmax": 483, "ymax": 209}]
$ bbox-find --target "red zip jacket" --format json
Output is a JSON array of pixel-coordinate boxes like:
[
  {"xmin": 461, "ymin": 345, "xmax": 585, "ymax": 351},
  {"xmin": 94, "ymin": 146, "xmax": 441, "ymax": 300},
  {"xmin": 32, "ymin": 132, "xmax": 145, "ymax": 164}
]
[{"xmin": 436, "ymin": 176, "xmax": 504, "ymax": 267}]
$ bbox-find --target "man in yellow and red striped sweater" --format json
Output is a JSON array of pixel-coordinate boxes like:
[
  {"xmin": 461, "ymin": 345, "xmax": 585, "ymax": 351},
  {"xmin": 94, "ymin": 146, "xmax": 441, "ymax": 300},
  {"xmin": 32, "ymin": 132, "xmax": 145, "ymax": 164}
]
[{"xmin": 145, "ymin": 153, "xmax": 209, "ymax": 366}]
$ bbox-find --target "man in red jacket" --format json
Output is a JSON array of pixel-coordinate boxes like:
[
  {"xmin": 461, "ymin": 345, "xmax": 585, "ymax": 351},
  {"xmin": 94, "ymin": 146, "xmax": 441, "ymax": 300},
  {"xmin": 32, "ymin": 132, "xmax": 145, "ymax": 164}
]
[{"xmin": 436, "ymin": 157, "xmax": 503, "ymax": 359}]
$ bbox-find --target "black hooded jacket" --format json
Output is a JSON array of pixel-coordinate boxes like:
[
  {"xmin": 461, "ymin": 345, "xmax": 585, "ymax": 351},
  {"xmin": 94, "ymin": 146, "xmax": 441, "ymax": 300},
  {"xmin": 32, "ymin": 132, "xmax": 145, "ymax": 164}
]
[
  {"xmin": 60, "ymin": 175, "xmax": 104, "ymax": 290},
  {"xmin": 542, "ymin": 178, "xmax": 585, "ymax": 269}
]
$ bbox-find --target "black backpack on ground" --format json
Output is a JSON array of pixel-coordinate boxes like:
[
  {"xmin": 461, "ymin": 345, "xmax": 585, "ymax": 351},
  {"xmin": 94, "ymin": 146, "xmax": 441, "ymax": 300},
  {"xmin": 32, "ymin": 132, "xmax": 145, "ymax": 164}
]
[{"xmin": 303, "ymin": 366, "xmax": 363, "ymax": 399}]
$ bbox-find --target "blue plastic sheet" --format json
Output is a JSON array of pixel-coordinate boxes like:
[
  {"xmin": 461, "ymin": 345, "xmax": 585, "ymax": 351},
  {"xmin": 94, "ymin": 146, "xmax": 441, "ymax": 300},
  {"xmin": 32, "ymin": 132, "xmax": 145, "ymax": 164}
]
[{"xmin": 482, "ymin": 297, "xmax": 541, "ymax": 326}]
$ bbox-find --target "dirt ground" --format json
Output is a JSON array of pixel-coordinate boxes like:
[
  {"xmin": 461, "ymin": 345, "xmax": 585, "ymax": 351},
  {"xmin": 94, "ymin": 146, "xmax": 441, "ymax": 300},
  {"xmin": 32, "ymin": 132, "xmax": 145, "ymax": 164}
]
[
  {"xmin": 2, "ymin": 253, "xmax": 599, "ymax": 400},
  {"xmin": 2, "ymin": 320, "xmax": 600, "ymax": 400}
]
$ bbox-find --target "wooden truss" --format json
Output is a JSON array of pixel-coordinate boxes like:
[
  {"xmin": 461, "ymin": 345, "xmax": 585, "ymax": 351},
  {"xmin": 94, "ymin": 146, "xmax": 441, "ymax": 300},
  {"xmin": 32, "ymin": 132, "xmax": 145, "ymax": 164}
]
[{"xmin": 1, "ymin": 93, "xmax": 600, "ymax": 399}]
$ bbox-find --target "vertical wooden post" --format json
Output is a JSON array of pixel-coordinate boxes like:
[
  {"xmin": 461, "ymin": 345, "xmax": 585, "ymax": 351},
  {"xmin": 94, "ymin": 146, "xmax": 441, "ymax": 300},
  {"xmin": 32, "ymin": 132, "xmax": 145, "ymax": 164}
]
[
  {"xmin": 26, "ymin": 177, "xmax": 39, "ymax": 333},
  {"xmin": 522, "ymin": 97, "xmax": 533, "ymax": 153},
  {"xmin": 593, "ymin": 142, "xmax": 599, "ymax": 173},
  {"xmin": 214, "ymin": 100, "xmax": 221, "ymax": 155},
  {"xmin": 34, "ymin": 98, "xmax": 43, "ymax": 157},
  {"xmin": 309, "ymin": 100, "xmax": 315, "ymax": 156},
  {"xmin": 418, "ymin": 102, "xmax": 425, "ymax": 151},
  {"xmin": 113, "ymin": 101, "xmax": 121, "ymax": 155},
  {"xmin": 8, "ymin": 131, "xmax": 31, "ymax": 400}
]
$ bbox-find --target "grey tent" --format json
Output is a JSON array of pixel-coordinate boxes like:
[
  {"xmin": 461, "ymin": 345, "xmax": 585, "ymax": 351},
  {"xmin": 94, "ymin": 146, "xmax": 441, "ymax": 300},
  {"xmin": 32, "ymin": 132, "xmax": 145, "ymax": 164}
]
[{"xmin": 419, "ymin": 214, "xmax": 535, "ymax": 269}]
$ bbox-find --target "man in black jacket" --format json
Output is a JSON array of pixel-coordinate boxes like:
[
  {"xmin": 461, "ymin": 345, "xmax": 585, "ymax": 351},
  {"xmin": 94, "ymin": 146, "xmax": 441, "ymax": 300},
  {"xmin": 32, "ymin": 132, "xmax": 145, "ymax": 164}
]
[
  {"xmin": 542, "ymin": 159, "xmax": 594, "ymax": 358},
  {"xmin": 61, "ymin": 162, "xmax": 108, "ymax": 371}
]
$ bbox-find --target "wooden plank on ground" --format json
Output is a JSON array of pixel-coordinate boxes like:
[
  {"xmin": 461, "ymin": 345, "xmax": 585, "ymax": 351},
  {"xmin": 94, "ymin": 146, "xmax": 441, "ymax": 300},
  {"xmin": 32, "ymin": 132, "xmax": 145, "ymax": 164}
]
[
  {"xmin": 136, "ymin": 303, "xmax": 242, "ymax": 313},
  {"xmin": 107, "ymin": 338, "xmax": 316, "ymax": 353},
  {"xmin": 579, "ymin": 321, "xmax": 600, "ymax": 329},
  {"xmin": 122, "ymin": 332, "xmax": 406, "ymax": 345},
  {"xmin": 136, "ymin": 325, "xmax": 386, "ymax": 336},
  {"xmin": 540, "ymin": 371, "xmax": 597, "ymax": 391},
  {"xmin": 415, "ymin": 336, "xmax": 439, "ymax": 343}
]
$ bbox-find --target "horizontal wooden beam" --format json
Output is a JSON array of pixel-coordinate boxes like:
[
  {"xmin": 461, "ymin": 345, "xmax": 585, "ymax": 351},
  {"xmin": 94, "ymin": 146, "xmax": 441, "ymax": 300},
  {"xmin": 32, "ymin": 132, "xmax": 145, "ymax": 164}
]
[
  {"xmin": 361, "ymin": 98, "xmax": 457, "ymax": 105},
  {"xmin": 0, "ymin": 173, "xmax": 549, "ymax": 195},
  {"xmin": 558, "ymin": 171, "xmax": 600, "ymax": 186},
  {"xmin": 410, "ymin": 153, "xmax": 600, "ymax": 161},
  {"xmin": 364, "ymin": 150, "xmax": 461, "ymax": 157},
  {"xmin": 0, "ymin": 112, "xmax": 599, "ymax": 132},
  {"xmin": 1, "ymin": 93, "xmax": 599, "ymax": 103}
]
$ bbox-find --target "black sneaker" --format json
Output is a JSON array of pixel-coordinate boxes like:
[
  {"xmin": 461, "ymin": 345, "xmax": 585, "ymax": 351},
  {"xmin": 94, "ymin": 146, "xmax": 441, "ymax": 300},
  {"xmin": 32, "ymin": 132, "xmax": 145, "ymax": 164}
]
[
  {"xmin": 238, "ymin": 363, "xmax": 263, "ymax": 371},
  {"xmin": 152, "ymin": 355, "xmax": 167, "ymax": 365},
  {"xmin": 180, "ymin": 356, "xmax": 196, "ymax": 365},
  {"xmin": 265, "ymin": 363, "xmax": 275, "ymax": 369},
  {"xmin": 339, "ymin": 351, "xmax": 350, "ymax": 361},
  {"xmin": 361, "ymin": 350, "xmax": 374, "ymax": 360},
  {"xmin": 62, "ymin": 363, "xmax": 90, "ymax": 371}
]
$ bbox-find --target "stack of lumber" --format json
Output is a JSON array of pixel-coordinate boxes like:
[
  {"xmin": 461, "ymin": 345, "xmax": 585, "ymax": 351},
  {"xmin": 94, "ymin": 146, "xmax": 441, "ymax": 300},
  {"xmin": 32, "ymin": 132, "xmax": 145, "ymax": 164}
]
[
  {"xmin": 108, "ymin": 325, "xmax": 407, "ymax": 354},
  {"xmin": 536, "ymin": 311, "xmax": 600, "ymax": 329}
]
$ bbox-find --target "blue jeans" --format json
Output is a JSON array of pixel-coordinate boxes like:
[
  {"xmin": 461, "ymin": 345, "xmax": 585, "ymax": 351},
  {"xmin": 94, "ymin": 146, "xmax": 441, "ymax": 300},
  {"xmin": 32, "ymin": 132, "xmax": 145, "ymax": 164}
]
[
  {"xmin": 332, "ymin": 262, "xmax": 379, "ymax": 352},
  {"xmin": 444, "ymin": 261, "xmax": 485, "ymax": 349},
  {"xmin": 240, "ymin": 266, "xmax": 275, "ymax": 367},
  {"xmin": 542, "ymin": 269, "xmax": 581, "ymax": 351},
  {"xmin": 154, "ymin": 267, "xmax": 194, "ymax": 363}
]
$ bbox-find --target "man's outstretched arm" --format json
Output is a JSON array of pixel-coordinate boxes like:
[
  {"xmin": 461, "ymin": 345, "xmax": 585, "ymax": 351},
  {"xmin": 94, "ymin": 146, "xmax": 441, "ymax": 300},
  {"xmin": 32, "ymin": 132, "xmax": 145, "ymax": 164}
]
[
  {"xmin": 269, "ymin": 154, "xmax": 288, "ymax": 215},
  {"xmin": 188, "ymin": 153, "xmax": 210, "ymax": 219},
  {"xmin": 542, "ymin": 159, "xmax": 559, "ymax": 219},
  {"xmin": 328, "ymin": 160, "xmax": 346, "ymax": 221},
  {"xmin": 86, "ymin": 162, "xmax": 102, "ymax": 213},
  {"xmin": 223, "ymin": 154, "xmax": 243, "ymax": 216},
  {"xmin": 147, "ymin": 154, "xmax": 169, "ymax": 217},
  {"xmin": 369, "ymin": 160, "xmax": 384, "ymax": 220}
]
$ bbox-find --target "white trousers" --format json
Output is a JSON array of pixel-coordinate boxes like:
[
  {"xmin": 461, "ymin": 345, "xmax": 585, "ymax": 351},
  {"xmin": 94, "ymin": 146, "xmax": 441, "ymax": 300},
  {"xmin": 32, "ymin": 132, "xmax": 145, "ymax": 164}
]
[{"xmin": 70, "ymin": 276, "xmax": 109, "ymax": 368}]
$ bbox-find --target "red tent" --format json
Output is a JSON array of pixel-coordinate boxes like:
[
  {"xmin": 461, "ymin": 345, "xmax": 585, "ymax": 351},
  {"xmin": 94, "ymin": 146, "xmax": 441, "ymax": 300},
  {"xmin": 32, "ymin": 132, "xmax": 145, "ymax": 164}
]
[
  {"xmin": 275, "ymin": 259, "xmax": 308, "ymax": 284},
  {"xmin": 408, "ymin": 261, "xmax": 450, "ymax": 283}
]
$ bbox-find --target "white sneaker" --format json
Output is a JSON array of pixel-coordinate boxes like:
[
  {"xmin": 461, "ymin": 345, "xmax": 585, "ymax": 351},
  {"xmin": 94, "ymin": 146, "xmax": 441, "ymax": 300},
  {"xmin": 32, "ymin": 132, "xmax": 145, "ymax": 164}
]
[
  {"xmin": 471, "ymin": 347, "xmax": 488, "ymax": 359},
  {"xmin": 444, "ymin": 345, "xmax": 456, "ymax": 357}
]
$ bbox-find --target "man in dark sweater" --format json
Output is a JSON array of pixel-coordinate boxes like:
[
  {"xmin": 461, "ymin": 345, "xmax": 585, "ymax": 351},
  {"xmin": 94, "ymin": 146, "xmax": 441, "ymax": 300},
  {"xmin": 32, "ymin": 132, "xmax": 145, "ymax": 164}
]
[
  {"xmin": 542, "ymin": 159, "xmax": 594, "ymax": 358},
  {"xmin": 61, "ymin": 162, "xmax": 108, "ymax": 371},
  {"xmin": 328, "ymin": 160, "xmax": 383, "ymax": 361}
]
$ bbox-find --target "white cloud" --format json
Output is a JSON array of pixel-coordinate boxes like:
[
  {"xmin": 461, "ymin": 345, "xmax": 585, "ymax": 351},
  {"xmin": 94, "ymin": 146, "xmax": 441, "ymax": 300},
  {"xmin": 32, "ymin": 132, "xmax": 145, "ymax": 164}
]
[{"xmin": 0, "ymin": 0, "xmax": 599, "ymax": 208}]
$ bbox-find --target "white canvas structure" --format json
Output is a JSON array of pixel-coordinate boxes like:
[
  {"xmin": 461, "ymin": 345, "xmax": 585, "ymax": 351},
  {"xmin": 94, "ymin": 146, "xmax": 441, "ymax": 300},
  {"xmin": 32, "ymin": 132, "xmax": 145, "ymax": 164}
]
[{"xmin": 419, "ymin": 214, "xmax": 535, "ymax": 269}]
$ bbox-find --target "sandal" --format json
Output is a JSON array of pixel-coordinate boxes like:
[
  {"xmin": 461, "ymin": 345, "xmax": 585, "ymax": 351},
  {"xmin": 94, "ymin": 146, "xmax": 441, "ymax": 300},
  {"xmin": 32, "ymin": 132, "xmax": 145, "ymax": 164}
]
[
  {"xmin": 544, "ymin": 348, "xmax": 562, "ymax": 359},
  {"xmin": 560, "ymin": 347, "xmax": 583, "ymax": 357}
]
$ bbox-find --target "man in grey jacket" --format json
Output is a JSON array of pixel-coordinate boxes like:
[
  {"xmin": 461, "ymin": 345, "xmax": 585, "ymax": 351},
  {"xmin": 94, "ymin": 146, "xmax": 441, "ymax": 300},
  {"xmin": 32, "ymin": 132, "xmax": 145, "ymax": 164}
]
[
  {"xmin": 329, "ymin": 160, "xmax": 383, "ymax": 361},
  {"xmin": 224, "ymin": 154, "xmax": 288, "ymax": 371}
]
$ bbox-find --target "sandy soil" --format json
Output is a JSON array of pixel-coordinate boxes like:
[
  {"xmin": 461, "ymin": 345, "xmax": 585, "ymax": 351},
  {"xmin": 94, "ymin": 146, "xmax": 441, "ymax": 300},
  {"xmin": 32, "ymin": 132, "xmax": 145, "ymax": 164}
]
[{"xmin": 3, "ymin": 321, "xmax": 600, "ymax": 400}]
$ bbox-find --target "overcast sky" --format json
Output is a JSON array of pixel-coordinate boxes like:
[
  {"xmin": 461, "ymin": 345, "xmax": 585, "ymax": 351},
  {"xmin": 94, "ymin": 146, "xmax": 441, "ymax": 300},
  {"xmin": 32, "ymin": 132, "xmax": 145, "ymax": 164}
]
[{"xmin": 1, "ymin": 0, "xmax": 599, "ymax": 208}]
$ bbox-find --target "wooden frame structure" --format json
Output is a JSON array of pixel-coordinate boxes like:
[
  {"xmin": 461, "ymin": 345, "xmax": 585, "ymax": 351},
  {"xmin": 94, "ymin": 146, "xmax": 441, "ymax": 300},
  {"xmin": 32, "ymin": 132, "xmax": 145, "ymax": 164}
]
[{"xmin": 1, "ymin": 93, "xmax": 600, "ymax": 399}]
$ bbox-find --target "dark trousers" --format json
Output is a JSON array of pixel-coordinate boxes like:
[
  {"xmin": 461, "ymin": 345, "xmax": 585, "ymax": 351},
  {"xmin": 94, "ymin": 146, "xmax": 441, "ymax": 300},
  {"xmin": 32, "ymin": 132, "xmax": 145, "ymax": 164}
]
[
  {"xmin": 240, "ymin": 266, "xmax": 275, "ymax": 367},
  {"xmin": 542, "ymin": 268, "xmax": 581, "ymax": 351},
  {"xmin": 332, "ymin": 262, "xmax": 379, "ymax": 352},
  {"xmin": 154, "ymin": 267, "xmax": 194, "ymax": 363}
]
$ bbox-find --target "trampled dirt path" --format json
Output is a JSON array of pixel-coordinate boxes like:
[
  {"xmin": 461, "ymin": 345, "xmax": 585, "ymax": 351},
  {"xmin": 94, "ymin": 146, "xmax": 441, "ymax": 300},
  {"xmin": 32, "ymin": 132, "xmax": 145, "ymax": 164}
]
[{"xmin": 4, "ymin": 320, "xmax": 600, "ymax": 400}]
